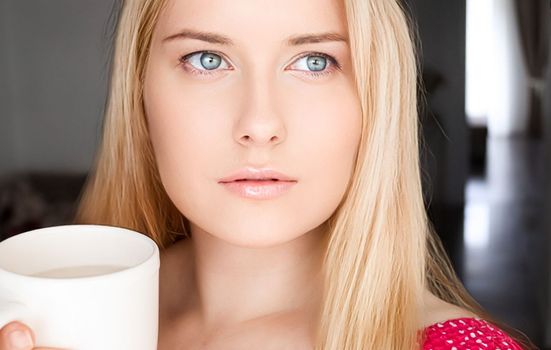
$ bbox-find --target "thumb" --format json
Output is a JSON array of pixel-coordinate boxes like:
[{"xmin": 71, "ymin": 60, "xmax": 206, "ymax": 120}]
[{"xmin": 0, "ymin": 321, "xmax": 34, "ymax": 350}]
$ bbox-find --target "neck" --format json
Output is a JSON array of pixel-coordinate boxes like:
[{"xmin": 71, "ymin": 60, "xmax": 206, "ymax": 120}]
[{"xmin": 188, "ymin": 222, "xmax": 328, "ymax": 329}]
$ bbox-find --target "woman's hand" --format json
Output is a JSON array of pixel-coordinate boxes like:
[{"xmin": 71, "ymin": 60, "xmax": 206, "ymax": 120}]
[{"xmin": 0, "ymin": 321, "xmax": 63, "ymax": 350}]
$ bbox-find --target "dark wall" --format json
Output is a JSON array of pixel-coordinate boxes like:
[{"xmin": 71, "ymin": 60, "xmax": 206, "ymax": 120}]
[
  {"xmin": 404, "ymin": 0, "xmax": 469, "ymax": 207},
  {"xmin": 0, "ymin": 0, "xmax": 114, "ymax": 176}
]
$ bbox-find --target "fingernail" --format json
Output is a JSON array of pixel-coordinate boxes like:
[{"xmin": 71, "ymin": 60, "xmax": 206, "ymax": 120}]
[{"xmin": 8, "ymin": 329, "xmax": 33, "ymax": 349}]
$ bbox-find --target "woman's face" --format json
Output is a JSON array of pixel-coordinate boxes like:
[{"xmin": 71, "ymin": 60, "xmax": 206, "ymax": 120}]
[{"xmin": 143, "ymin": 0, "xmax": 362, "ymax": 247}]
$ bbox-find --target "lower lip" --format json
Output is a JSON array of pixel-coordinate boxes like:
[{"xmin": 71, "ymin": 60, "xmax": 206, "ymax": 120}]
[{"xmin": 219, "ymin": 180, "xmax": 297, "ymax": 200}]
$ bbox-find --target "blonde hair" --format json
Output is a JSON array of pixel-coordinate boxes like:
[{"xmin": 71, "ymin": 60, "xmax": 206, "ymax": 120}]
[{"xmin": 75, "ymin": 0, "xmax": 536, "ymax": 348}]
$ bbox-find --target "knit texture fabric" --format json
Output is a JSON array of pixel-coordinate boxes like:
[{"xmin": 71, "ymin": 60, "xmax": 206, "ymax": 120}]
[{"xmin": 422, "ymin": 317, "xmax": 524, "ymax": 350}]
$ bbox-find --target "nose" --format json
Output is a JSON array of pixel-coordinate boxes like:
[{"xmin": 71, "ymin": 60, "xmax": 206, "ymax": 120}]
[{"xmin": 233, "ymin": 76, "xmax": 286, "ymax": 148}]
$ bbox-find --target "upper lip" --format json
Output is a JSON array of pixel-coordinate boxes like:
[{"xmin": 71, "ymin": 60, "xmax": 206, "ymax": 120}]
[{"xmin": 219, "ymin": 167, "xmax": 297, "ymax": 183}]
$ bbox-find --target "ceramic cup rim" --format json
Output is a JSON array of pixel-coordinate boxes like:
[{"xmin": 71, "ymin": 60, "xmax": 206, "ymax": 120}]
[{"xmin": 0, "ymin": 224, "xmax": 160, "ymax": 284}]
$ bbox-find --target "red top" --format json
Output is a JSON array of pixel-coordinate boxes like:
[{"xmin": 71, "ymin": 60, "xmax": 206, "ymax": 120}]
[{"xmin": 422, "ymin": 317, "xmax": 524, "ymax": 349}]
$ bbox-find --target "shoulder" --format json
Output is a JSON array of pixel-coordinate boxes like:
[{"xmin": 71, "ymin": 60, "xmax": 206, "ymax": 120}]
[
  {"xmin": 421, "ymin": 290, "xmax": 479, "ymax": 328},
  {"xmin": 420, "ymin": 291, "xmax": 523, "ymax": 349},
  {"xmin": 422, "ymin": 317, "xmax": 524, "ymax": 350}
]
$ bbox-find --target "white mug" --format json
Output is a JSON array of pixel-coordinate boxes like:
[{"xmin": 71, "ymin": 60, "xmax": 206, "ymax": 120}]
[{"xmin": 0, "ymin": 224, "xmax": 160, "ymax": 350}]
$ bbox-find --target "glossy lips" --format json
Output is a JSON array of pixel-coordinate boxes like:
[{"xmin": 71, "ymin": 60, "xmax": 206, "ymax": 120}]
[{"xmin": 218, "ymin": 167, "xmax": 297, "ymax": 200}]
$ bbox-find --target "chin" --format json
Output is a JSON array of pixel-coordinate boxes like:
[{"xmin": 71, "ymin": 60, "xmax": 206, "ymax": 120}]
[
  {"xmin": 197, "ymin": 218, "xmax": 318, "ymax": 248},
  {"xmin": 222, "ymin": 226, "xmax": 307, "ymax": 248}
]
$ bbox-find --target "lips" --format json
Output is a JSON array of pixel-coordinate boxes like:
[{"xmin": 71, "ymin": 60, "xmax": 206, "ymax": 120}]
[
  {"xmin": 218, "ymin": 167, "xmax": 297, "ymax": 200},
  {"xmin": 218, "ymin": 167, "xmax": 297, "ymax": 183}
]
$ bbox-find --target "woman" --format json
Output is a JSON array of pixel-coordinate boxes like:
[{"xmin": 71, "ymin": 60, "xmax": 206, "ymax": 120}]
[{"xmin": 0, "ymin": 0, "xmax": 536, "ymax": 348}]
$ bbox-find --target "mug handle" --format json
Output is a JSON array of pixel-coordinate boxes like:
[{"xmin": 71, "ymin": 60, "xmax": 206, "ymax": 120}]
[{"xmin": 0, "ymin": 301, "xmax": 33, "ymax": 328}]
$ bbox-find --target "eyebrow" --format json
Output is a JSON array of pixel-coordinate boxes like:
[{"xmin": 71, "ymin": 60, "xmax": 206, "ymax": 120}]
[{"xmin": 162, "ymin": 29, "xmax": 348, "ymax": 46}]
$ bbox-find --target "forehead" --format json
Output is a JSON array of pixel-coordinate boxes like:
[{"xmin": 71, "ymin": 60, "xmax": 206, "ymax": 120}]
[{"xmin": 155, "ymin": 0, "xmax": 348, "ymax": 46}]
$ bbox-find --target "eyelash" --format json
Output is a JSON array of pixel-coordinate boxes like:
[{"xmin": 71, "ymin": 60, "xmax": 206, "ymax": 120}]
[{"xmin": 178, "ymin": 50, "xmax": 342, "ymax": 79}]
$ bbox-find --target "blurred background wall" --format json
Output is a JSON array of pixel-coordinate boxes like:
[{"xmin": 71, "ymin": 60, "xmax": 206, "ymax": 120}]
[
  {"xmin": 407, "ymin": 0, "xmax": 550, "ymax": 347},
  {"xmin": 0, "ymin": 0, "xmax": 549, "ymax": 347},
  {"xmin": 406, "ymin": 0, "xmax": 469, "ymax": 209},
  {"xmin": 0, "ymin": 0, "xmax": 112, "ymax": 175},
  {"xmin": 0, "ymin": 0, "xmax": 14, "ymax": 176}
]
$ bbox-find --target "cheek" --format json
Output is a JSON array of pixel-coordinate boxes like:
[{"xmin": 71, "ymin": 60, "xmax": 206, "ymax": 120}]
[
  {"xmin": 287, "ymin": 77, "xmax": 362, "ymax": 166},
  {"xmin": 292, "ymin": 85, "xmax": 362, "ymax": 212},
  {"xmin": 143, "ymin": 67, "xmax": 233, "ymax": 216},
  {"xmin": 145, "ymin": 60, "xmax": 235, "ymax": 166}
]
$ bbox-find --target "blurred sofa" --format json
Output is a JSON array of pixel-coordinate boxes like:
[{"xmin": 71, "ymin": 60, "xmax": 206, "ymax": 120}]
[{"xmin": 0, "ymin": 172, "xmax": 87, "ymax": 241}]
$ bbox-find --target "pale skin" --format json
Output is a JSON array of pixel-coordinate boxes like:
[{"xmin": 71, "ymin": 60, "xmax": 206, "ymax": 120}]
[{"xmin": 0, "ymin": 0, "xmax": 476, "ymax": 349}]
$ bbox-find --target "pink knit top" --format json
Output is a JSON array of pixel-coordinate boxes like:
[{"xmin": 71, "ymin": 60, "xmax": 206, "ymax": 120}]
[{"xmin": 422, "ymin": 317, "xmax": 524, "ymax": 349}]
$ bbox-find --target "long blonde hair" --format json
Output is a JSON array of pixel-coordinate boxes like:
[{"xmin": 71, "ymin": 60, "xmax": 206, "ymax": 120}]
[{"xmin": 75, "ymin": 0, "xmax": 536, "ymax": 348}]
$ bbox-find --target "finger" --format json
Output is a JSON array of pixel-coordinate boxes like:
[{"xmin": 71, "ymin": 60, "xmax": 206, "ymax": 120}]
[
  {"xmin": 0, "ymin": 321, "xmax": 35, "ymax": 349},
  {"xmin": 1, "ymin": 322, "xmax": 68, "ymax": 350}
]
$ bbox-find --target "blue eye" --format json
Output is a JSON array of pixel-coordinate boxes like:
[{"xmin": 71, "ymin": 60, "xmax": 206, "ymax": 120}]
[
  {"xmin": 198, "ymin": 52, "xmax": 222, "ymax": 70},
  {"xmin": 288, "ymin": 53, "xmax": 341, "ymax": 78},
  {"xmin": 181, "ymin": 51, "xmax": 231, "ymax": 73},
  {"xmin": 308, "ymin": 56, "xmax": 327, "ymax": 71}
]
